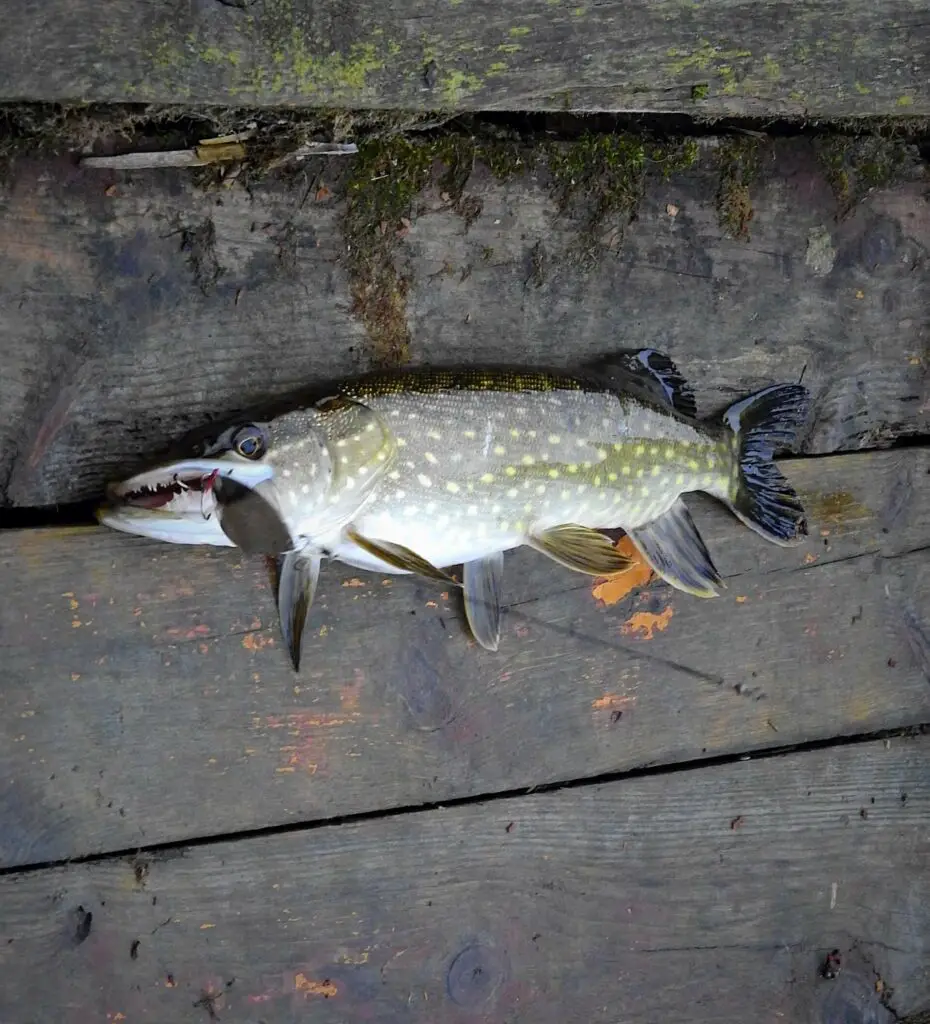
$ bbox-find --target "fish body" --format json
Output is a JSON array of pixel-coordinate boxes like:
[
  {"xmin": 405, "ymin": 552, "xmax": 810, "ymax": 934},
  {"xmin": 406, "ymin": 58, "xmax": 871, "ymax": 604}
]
[
  {"xmin": 322, "ymin": 370, "xmax": 731, "ymax": 572},
  {"xmin": 97, "ymin": 352, "xmax": 810, "ymax": 668}
]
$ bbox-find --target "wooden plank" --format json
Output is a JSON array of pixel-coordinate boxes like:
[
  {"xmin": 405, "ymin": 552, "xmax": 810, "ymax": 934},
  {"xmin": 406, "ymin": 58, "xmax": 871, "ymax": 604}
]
[
  {"xmin": 2, "ymin": 0, "xmax": 930, "ymax": 117},
  {"xmin": 0, "ymin": 737, "xmax": 927, "ymax": 1022},
  {"xmin": 1, "ymin": 448, "xmax": 928, "ymax": 867},
  {"xmin": 1, "ymin": 135, "xmax": 927, "ymax": 508}
]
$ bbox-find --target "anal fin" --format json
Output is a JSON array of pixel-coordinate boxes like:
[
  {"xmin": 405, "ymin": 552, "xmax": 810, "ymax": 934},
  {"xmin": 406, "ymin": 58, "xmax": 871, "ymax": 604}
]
[
  {"xmin": 528, "ymin": 524, "xmax": 633, "ymax": 576},
  {"xmin": 463, "ymin": 552, "xmax": 504, "ymax": 652},
  {"xmin": 346, "ymin": 527, "xmax": 461, "ymax": 586},
  {"xmin": 627, "ymin": 499, "xmax": 723, "ymax": 598}
]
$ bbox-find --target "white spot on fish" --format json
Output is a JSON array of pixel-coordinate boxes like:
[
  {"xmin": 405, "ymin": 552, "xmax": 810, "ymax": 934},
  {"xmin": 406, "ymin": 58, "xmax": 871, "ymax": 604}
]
[
  {"xmin": 340, "ymin": 456, "xmax": 349, "ymax": 465},
  {"xmin": 548, "ymin": 469, "xmax": 559, "ymax": 479},
  {"xmin": 636, "ymin": 468, "xmax": 644, "ymax": 479},
  {"xmin": 417, "ymin": 474, "xmax": 432, "ymax": 488},
  {"xmin": 425, "ymin": 452, "xmax": 438, "ymax": 465},
  {"xmin": 676, "ymin": 474, "xmax": 685, "ymax": 485},
  {"xmin": 493, "ymin": 444, "xmax": 506, "ymax": 456},
  {"xmin": 528, "ymin": 430, "xmax": 537, "ymax": 439},
  {"xmin": 621, "ymin": 466, "xmax": 631, "ymax": 476},
  {"xmin": 507, "ymin": 488, "xmax": 518, "ymax": 498},
  {"xmin": 596, "ymin": 449, "xmax": 607, "ymax": 460},
  {"xmin": 548, "ymin": 434, "xmax": 561, "ymax": 445},
  {"xmin": 535, "ymin": 484, "xmax": 546, "ymax": 495},
  {"xmin": 665, "ymin": 446, "xmax": 675, "ymax": 459},
  {"xmin": 505, "ymin": 467, "xmax": 517, "ymax": 477},
  {"xmin": 335, "ymin": 439, "xmax": 346, "ymax": 448},
  {"xmin": 282, "ymin": 469, "xmax": 291, "ymax": 478},
  {"xmin": 521, "ymin": 455, "xmax": 535, "ymax": 466},
  {"xmin": 640, "ymin": 486, "xmax": 650, "ymax": 497},
  {"xmin": 480, "ymin": 473, "xmax": 495, "ymax": 484},
  {"xmin": 394, "ymin": 490, "xmax": 406, "ymax": 500},
  {"xmin": 464, "ymin": 429, "xmax": 476, "ymax": 439},
  {"xmin": 388, "ymin": 470, "xmax": 400, "ymax": 481},
  {"xmin": 467, "ymin": 505, "xmax": 478, "ymax": 516},
  {"xmin": 446, "ymin": 482, "xmax": 460, "ymax": 494},
  {"xmin": 344, "ymin": 478, "xmax": 355, "ymax": 489},
  {"xmin": 427, "ymin": 429, "xmax": 441, "ymax": 440},
  {"xmin": 635, "ymin": 444, "xmax": 645, "ymax": 456},
  {"xmin": 651, "ymin": 466, "xmax": 661, "ymax": 476}
]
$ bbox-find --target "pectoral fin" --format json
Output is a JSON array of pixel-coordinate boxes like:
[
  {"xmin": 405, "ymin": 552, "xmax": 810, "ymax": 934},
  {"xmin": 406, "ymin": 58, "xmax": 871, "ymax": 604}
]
[
  {"xmin": 463, "ymin": 552, "xmax": 504, "ymax": 652},
  {"xmin": 276, "ymin": 549, "xmax": 322, "ymax": 671},
  {"xmin": 346, "ymin": 528, "xmax": 461, "ymax": 586},
  {"xmin": 528, "ymin": 524, "xmax": 633, "ymax": 576},
  {"xmin": 627, "ymin": 499, "xmax": 723, "ymax": 597}
]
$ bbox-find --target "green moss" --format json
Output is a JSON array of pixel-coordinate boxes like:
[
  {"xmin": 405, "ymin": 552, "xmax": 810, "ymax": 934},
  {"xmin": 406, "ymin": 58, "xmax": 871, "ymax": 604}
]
[
  {"xmin": 897, "ymin": 94, "xmax": 914, "ymax": 107},
  {"xmin": 763, "ymin": 55, "xmax": 781, "ymax": 80},
  {"xmin": 815, "ymin": 134, "xmax": 916, "ymax": 213},
  {"xmin": 497, "ymin": 42, "xmax": 522, "ymax": 53},
  {"xmin": 441, "ymin": 70, "xmax": 483, "ymax": 104},
  {"xmin": 509, "ymin": 25, "xmax": 532, "ymax": 35},
  {"xmin": 666, "ymin": 40, "xmax": 752, "ymax": 75},
  {"xmin": 546, "ymin": 133, "xmax": 701, "ymax": 265},
  {"xmin": 715, "ymin": 136, "xmax": 763, "ymax": 240},
  {"xmin": 340, "ymin": 131, "xmax": 530, "ymax": 366},
  {"xmin": 691, "ymin": 82, "xmax": 709, "ymax": 100}
]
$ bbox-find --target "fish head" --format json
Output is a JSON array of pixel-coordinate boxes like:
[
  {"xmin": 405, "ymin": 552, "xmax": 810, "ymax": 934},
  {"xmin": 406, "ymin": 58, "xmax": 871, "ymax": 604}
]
[{"xmin": 96, "ymin": 409, "xmax": 334, "ymax": 553}]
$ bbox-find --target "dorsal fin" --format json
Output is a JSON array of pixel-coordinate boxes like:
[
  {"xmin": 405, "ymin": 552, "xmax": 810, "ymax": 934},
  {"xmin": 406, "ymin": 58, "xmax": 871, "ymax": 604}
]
[{"xmin": 581, "ymin": 349, "xmax": 697, "ymax": 419}]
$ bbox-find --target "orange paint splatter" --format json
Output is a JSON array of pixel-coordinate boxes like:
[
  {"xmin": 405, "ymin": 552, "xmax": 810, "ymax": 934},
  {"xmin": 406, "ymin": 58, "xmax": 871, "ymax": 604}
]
[
  {"xmin": 621, "ymin": 606, "xmax": 674, "ymax": 639},
  {"xmin": 592, "ymin": 536, "xmax": 654, "ymax": 606},
  {"xmin": 342, "ymin": 578, "xmax": 365, "ymax": 588},
  {"xmin": 295, "ymin": 974, "xmax": 338, "ymax": 998},
  {"xmin": 166, "ymin": 624, "xmax": 211, "ymax": 640},
  {"xmin": 591, "ymin": 693, "xmax": 634, "ymax": 712},
  {"xmin": 735, "ymin": 596, "xmax": 748, "ymax": 604},
  {"xmin": 243, "ymin": 632, "xmax": 275, "ymax": 651},
  {"xmin": 804, "ymin": 552, "xmax": 817, "ymax": 564}
]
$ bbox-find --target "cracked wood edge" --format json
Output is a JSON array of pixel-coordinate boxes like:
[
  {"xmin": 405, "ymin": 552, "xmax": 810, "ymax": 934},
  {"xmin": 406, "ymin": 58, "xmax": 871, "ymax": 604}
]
[{"xmin": 0, "ymin": 737, "xmax": 927, "ymax": 1022}]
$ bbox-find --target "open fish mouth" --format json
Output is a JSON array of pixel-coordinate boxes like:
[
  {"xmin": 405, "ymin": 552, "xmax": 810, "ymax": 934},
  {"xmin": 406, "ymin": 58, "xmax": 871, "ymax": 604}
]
[{"xmin": 97, "ymin": 458, "xmax": 274, "ymax": 545}]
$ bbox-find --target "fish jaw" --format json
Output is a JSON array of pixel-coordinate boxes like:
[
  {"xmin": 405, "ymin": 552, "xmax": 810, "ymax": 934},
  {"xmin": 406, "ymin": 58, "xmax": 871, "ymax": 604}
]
[{"xmin": 96, "ymin": 457, "xmax": 273, "ymax": 546}]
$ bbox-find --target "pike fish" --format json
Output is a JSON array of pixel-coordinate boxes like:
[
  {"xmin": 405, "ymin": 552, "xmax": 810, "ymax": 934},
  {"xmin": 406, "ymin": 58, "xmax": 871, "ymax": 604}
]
[{"xmin": 97, "ymin": 351, "xmax": 810, "ymax": 669}]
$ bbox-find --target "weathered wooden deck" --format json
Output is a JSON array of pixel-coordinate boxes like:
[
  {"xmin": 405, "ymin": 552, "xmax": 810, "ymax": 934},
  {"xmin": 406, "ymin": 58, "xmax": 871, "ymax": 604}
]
[{"xmin": 1, "ymin": 105, "xmax": 929, "ymax": 1023}]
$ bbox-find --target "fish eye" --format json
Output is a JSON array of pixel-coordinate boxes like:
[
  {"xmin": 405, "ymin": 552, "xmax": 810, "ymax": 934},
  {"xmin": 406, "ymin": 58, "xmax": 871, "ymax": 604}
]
[{"xmin": 233, "ymin": 426, "xmax": 266, "ymax": 460}]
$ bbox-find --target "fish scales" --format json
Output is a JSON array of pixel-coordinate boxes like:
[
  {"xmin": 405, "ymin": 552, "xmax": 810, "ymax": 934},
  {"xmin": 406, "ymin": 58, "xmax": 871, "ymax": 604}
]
[{"xmin": 326, "ymin": 377, "xmax": 734, "ymax": 572}]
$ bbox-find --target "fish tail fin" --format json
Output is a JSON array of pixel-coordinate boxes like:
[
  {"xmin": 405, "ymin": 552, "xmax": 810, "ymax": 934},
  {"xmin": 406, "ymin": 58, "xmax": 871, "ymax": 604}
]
[{"xmin": 722, "ymin": 383, "xmax": 810, "ymax": 546}]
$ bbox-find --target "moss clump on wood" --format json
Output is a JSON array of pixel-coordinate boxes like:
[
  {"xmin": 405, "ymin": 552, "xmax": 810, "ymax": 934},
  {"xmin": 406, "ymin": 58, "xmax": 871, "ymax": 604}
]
[
  {"xmin": 715, "ymin": 135, "xmax": 763, "ymax": 241},
  {"xmin": 341, "ymin": 130, "xmax": 529, "ymax": 366},
  {"xmin": 545, "ymin": 132, "xmax": 699, "ymax": 265},
  {"xmin": 814, "ymin": 134, "xmax": 918, "ymax": 215}
]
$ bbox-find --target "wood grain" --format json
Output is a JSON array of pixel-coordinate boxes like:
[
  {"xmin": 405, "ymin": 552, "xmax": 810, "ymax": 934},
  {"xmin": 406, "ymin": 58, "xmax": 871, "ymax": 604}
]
[
  {"xmin": 1, "ymin": 448, "xmax": 928, "ymax": 867},
  {"xmin": 0, "ymin": 737, "xmax": 927, "ymax": 1023},
  {"xmin": 1, "ymin": 136, "xmax": 928, "ymax": 508},
  {"xmin": 2, "ymin": 0, "xmax": 930, "ymax": 117}
]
